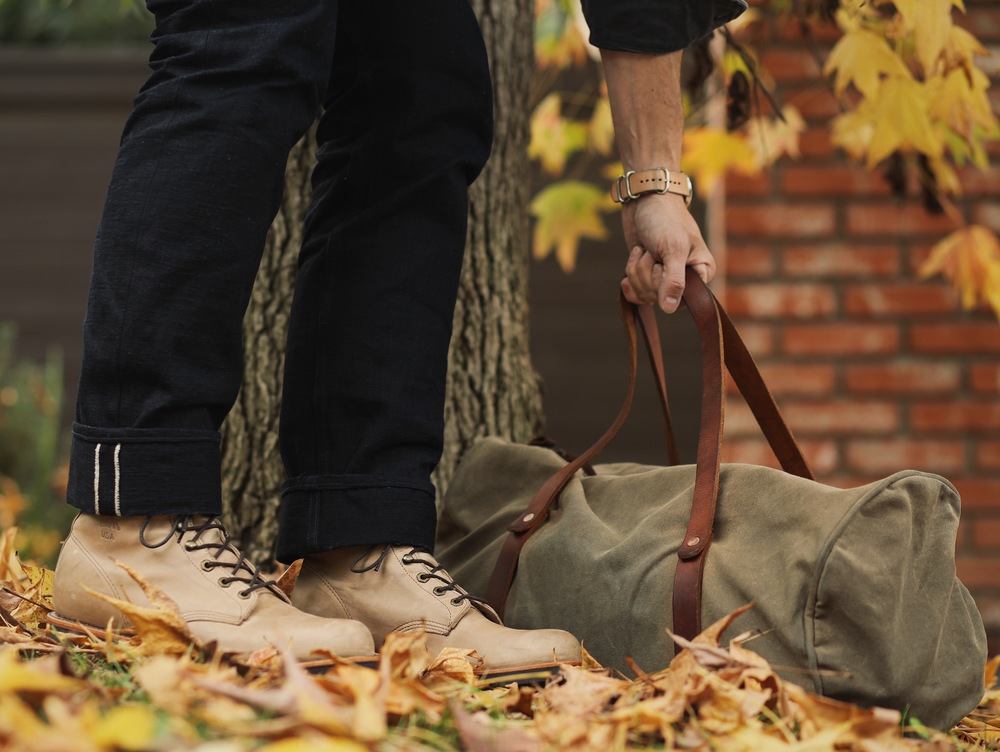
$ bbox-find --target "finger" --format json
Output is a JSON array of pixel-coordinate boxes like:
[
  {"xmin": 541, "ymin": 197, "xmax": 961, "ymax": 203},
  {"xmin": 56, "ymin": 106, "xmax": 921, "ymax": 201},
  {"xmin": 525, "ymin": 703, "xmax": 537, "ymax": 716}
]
[
  {"xmin": 689, "ymin": 238, "xmax": 716, "ymax": 283},
  {"xmin": 626, "ymin": 247, "xmax": 658, "ymax": 304},
  {"xmin": 658, "ymin": 251, "xmax": 687, "ymax": 314}
]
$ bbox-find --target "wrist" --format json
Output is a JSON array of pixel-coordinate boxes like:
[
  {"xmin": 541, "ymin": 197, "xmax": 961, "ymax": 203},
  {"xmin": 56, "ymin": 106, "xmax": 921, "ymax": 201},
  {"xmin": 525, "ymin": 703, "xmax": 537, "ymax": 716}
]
[{"xmin": 611, "ymin": 167, "xmax": 694, "ymax": 207}]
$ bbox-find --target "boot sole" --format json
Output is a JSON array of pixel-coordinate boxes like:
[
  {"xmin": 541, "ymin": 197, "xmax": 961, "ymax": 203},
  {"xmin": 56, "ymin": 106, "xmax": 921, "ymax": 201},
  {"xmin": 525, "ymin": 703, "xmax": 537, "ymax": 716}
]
[
  {"xmin": 475, "ymin": 660, "xmax": 580, "ymax": 688},
  {"xmin": 46, "ymin": 612, "xmax": 378, "ymax": 668}
]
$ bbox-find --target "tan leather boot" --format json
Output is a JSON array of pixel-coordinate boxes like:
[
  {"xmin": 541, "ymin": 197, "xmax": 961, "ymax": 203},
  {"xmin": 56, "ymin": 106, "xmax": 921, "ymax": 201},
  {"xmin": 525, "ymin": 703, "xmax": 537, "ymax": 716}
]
[
  {"xmin": 292, "ymin": 545, "xmax": 581, "ymax": 680},
  {"xmin": 51, "ymin": 514, "xmax": 374, "ymax": 661}
]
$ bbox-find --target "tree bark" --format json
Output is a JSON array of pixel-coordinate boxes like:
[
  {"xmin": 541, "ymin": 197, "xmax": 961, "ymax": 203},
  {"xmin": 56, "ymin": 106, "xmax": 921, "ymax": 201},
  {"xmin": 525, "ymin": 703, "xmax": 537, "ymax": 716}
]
[{"xmin": 221, "ymin": 2, "xmax": 541, "ymax": 561}]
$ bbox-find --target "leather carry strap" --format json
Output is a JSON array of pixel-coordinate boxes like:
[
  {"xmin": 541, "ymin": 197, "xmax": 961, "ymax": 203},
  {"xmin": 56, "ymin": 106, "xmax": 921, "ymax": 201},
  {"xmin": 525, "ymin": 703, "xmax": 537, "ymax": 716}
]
[{"xmin": 485, "ymin": 271, "xmax": 812, "ymax": 625}]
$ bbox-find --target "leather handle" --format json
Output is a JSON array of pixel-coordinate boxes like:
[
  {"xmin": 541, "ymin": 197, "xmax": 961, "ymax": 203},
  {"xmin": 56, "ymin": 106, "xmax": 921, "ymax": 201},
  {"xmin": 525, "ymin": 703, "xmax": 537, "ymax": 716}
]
[{"xmin": 485, "ymin": 271, "xmax": 813, "ymax": 624}]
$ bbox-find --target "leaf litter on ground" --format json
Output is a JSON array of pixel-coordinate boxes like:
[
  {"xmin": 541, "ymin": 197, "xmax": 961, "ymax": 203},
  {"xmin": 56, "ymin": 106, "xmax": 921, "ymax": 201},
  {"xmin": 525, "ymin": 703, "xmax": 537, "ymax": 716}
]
[{"xmin": 0, "ymin": 528, "xmax": 998, "ymax": 751}]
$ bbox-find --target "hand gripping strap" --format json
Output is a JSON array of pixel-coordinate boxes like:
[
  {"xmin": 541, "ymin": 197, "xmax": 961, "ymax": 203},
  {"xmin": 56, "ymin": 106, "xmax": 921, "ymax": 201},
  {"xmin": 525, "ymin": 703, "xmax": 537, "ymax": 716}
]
[{"xmin": 485, "ymin": 271, "xmax": 812, "ymax": 632}]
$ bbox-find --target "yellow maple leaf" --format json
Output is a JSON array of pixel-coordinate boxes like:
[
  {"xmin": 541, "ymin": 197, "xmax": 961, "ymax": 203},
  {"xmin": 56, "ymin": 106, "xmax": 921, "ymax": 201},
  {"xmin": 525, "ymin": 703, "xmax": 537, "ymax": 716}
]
[
  {"xmin": 943, "ymin": 24, "xmax": 988, "ymax": 78},
  {"xmin": 928, "ymin": 67, "xmax": 1000, "ymax": 142},
  {"xmin": 866, "ymin": 76, "xmax": 942, "ymax": 166},
  {"xmin": 893, "ymin": 0, "xmax": 955, "ymax": 76},
  {"xmin": 88, "ymin": 704, "xmax": 159, "ymax": 751},
  {"xmin": 258, "ymin": 738, "xmax": 369, "ymax": 752},
  {"xmin": 529, "ymin": 181, "xmax": 611, "ymax": 273},
  {"xmin": 0, "ymin": 648, "xmax": 85, "ymax": 694},
  {"xmin": 87, "ymin": 561, "xmax": 199, "ymax": 657},
  {"xmin": 919, "ymin": 224, "xmax": 1000, "ymax": 318},
  {"xmin": 824, "ymin": 28, "xmax": 912, "ymax": 99},
  {"xmin": 681, "ymin": 127, "xmax": 760, "ymax": 194},
  {"xmin": 744, "ymin": 105, "xmax": 806, "ymax": 168},
  {"xmin": 528, "ymin": 93, "xmax": 590, "ymax": 176}
]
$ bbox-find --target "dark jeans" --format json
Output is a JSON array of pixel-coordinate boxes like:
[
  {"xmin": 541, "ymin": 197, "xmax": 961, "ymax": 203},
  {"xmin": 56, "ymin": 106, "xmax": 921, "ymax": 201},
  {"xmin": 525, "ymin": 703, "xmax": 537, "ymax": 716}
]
[{"xmin": 66, "ymin": 0, "xmax": 493, "ymax": 562}]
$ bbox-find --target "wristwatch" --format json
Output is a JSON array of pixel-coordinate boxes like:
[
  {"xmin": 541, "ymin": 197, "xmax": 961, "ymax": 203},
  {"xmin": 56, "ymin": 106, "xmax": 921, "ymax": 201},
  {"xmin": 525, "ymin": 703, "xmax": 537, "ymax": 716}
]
[{"xmin": 611, "ymin": 168, "xmax": 694, "ymax": 207}]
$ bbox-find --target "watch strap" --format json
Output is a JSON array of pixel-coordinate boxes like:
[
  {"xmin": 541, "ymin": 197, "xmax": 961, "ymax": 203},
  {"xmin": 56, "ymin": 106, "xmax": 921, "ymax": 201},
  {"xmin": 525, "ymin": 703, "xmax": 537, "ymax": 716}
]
[{"xmin": 612, "ymin": 168, "xmax": 693, "ymax": 207}]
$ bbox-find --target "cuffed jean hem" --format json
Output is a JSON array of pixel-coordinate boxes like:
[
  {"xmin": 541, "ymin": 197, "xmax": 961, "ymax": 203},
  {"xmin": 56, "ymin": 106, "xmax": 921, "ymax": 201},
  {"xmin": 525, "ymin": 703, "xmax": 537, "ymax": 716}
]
[
  {"xmin": 67, "ymin": 422, "xmax": 223, "ymax": 517},
  {"xmin": 276, "ymin": 475, "xmax": 437, "ymax": 562}
]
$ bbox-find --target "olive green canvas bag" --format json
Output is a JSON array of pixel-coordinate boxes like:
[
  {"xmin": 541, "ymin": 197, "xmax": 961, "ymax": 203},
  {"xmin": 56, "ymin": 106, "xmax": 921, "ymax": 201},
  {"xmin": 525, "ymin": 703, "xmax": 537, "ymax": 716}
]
[{"xmin": 436, "ymin": 273, "xmax": 987, "ymax": 731}]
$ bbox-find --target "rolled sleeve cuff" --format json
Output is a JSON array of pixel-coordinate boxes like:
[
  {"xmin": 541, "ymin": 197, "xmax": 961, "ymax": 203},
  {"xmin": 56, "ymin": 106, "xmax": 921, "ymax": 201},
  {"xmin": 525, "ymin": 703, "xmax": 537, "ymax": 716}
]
[{"xmin": 582, "ymin": 0, "xmax": 748, "ymax": 54}]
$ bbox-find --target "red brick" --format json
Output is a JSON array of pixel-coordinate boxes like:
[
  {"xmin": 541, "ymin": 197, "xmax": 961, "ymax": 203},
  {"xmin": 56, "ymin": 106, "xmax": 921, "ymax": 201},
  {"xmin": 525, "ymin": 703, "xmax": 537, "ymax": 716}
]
[
  {"xmin": 845, "ymin": 363, "xmax": 961, "ymax": 394},
  {"xmin": 722, "ymin": 438, "xmax": 782, "ymax": 470},
  {"xmin": 956, "ymin": 166, "xmax": 1000, "ymax": 195},
  {"xmin": 798, "ymin": 129, "xmax": 834, "ymax": 158},
  {"xmin": 953, "ymin": 480, "xmax": 1000, "ymax": 510},
  {"xmin": 972, "ymin": 364, "xmax": 1000, "ymax": 393},
  {"xmin": 775, "ymin": 17, "xmax": 842, "ymax": 43},
  {"xmin": 910, "ymin": 324, "xmax": 1000, "ymax": 354},
  {"xmin": 844, "ymin": 283, "xmax": 959, "ymax": 316},
  {"xmin": 846, "ymin": 439, "xmax": 965, "ymax": 474},
  {"xmin": 726, "ymin": 172, "xmax": 772, "ymax": 197},
  {"xmin": 759, "ymin": 363, "xmax": 837, "ymax": 395},
  {"xmin": 782, "ymin": 244, "xmax": 900, "ymax": 278},
  {"xmin": 722, "ymin": 437, "xmax": 839, "ymax": 474},
  {"xmin": 724, "ymin": 396, "xmax": 760, "ymax": 437},
  {"xmin": 911, "ymin": 401, "xmax": 1000, "ymax": 432},
  {"xmin": 726, "ymin": 244, "xmax": 775, "ymax": 278},
  {"xmin": 974, "ymin": 202, "xmax": 1000, "ymax": 232},
  {"xmin": 760, "ymin": 49, "xmax": 823, "ymax": 82},
  {"xmin": 956, "ymin": 556, "xmax": 1000, "ymax": 590},
  {"xmin": 783, "ymin": 324, "xmax": 900, "ymax": 355},
  {"xmin": 780, "ymin": 166, "xmax": 891, "ymax": 196},
  {"xmin": 727, "ymin": 205, "xmax": 836, "ymax": 238},
  {"xmin": 786, "ymin": 86, "xmax": 842, "ymax": 120},
  {"xmin": 977, "ymin": 441, "xmax": 1000, "ymax": 471},
  {"xmin": 846, "ymin": 205, "xmax": 960, "ymax": 237},
  {"xmin": 956, "ymin": 7, "xmax": 1000, "ymax": 41},
  {"xmin": 972, "ymin": 520, "xmax": 1000, "ymax": 549},
  {"xmin": 725, "ymin": 283, "xmax": 837, "ymax": 318},
  {"xmin": 784, "ymin": 401, "xmax": 899, "ymax": 435},
  {"xmin": 732, "ymin": 323, "xmax": 775, "ymax": 357}
]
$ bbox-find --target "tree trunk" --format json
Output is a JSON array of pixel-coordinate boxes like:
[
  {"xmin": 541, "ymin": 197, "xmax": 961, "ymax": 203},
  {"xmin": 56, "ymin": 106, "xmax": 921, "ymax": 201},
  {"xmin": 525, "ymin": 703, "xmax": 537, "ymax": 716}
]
[{"xmin": 221, "ymin": 2, "xmax": 541, "ymax": 561}]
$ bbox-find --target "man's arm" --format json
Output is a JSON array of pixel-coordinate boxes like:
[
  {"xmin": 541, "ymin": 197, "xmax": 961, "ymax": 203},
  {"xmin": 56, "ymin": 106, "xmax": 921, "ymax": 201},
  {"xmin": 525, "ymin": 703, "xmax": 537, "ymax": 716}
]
[{"xmin": 602, "ymin": 49, "xmax": 713, "ymax": 313}]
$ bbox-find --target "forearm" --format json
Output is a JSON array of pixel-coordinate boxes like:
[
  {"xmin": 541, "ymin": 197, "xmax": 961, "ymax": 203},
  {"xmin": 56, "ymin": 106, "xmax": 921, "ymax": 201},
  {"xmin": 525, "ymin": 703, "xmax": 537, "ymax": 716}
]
[{"xmin": 601, "ymin": 49, "xmax": 684, "ymax": 171}]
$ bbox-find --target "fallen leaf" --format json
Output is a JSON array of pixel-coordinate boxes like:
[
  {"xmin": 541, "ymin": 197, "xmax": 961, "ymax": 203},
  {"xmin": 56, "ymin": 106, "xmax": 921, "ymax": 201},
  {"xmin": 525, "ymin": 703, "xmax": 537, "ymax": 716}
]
[{"xmin": 86, "ymin": 561, "xmax": 199, "ymax": 657}]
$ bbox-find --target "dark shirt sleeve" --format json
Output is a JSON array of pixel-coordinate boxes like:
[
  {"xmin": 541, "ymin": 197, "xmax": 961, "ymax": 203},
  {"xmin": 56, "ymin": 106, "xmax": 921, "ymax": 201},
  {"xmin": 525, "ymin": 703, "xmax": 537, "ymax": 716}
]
[{"xmin": 581, "ymin": 0, "xmax": 748, "ymax": 54}]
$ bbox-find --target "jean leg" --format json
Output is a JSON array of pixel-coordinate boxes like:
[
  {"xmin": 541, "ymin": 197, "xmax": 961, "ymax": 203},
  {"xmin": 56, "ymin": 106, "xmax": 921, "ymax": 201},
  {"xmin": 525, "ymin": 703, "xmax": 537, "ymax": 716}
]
[
  {"xmin": 275, "ymin": 0, "xmax": 493, "ymax": 561},
  {"xmin": 68, "ymin": 0, "xmax": 339, "ymax": 516}
]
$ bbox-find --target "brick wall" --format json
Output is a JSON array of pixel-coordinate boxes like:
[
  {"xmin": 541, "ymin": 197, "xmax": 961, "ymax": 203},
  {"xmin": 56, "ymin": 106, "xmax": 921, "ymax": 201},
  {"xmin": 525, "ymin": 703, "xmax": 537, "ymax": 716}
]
[{"xmin": 721, "ymin": 2, "xmax": 1000, "ymax": 642}]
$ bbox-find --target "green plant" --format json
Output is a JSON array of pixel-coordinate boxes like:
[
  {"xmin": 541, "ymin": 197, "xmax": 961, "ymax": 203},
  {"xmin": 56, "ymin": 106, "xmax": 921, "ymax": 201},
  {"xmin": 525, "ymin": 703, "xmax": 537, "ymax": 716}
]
[
  {"xmin": 0, "ymin": 324, "xmax": 73, "ymax": 564},
  {"xmin": 0, "ymin": 0, "xmax": 153, "ymax": 45}
]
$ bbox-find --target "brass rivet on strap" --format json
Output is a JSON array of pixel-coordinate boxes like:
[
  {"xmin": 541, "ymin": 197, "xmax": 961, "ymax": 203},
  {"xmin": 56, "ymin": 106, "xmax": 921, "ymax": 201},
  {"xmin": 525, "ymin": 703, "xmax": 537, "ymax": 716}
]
[
  {"xmin": 523, "ymin": 513, "xmax": 535, "ymax": 522},
  {"xmin": 686, "ymin": 536, "xmax": 701, "ymax": 547}
]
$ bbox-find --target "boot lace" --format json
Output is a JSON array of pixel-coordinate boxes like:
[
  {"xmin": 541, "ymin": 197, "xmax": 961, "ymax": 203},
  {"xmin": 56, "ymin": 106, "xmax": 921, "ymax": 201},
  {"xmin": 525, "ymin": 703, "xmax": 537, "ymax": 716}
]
[
  {"xmin": 139, "ymin": 516, "xmax": 279, "ymax": 600},
  {"xmin": 350, "ymin": 544, "xmax": 488, "ymax": 608}
]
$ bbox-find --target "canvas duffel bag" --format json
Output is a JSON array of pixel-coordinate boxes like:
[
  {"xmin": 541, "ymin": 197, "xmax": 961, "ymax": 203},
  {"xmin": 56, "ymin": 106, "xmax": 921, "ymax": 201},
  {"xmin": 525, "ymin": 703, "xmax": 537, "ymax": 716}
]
[{"xmin": 436, "ymin": 271, "xmax": 987, "ymax": 731}]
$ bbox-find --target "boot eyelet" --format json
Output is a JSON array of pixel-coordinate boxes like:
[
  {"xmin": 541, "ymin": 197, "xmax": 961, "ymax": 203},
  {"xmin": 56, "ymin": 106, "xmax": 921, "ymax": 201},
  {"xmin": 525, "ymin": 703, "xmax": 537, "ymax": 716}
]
[
  {"xmin": 401, "ymin": 553, "xmax": 414, "ymax": 564},
  {"xmin": 416, "ymin": 573, "xmax": 430, "ymax": 583},
  {"xmin": 201, "ymin": 560, "xmax": 215, "ymax": 572},
  {"xmin": 217, "ymin": 578, "xmax": 233, "ymax": 588},
  {"xmin": 237, "ymin": 590, "xmax": 252, "ymax": 600},
  {"xmin": 450, "ymin": 597, "xmax": 463, "ymax": 606},
  {"xmin": 184, "ymin": 543, "xmax": 197, "ymax": 551},
  {"xmin": 432, "ymin": 586, "xmax": 447, "ymax": 596}
]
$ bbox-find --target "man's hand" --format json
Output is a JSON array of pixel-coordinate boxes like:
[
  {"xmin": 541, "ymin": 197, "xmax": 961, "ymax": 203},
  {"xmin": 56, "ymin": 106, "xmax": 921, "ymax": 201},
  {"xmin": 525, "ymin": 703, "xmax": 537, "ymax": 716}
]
[
  {"xmin": 621, "ymin": 193, "xmax": 715, "ymax": 314},
  {"xmin": 602, "ymin": 49, "xmax": 714, "ymax": 313}
]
